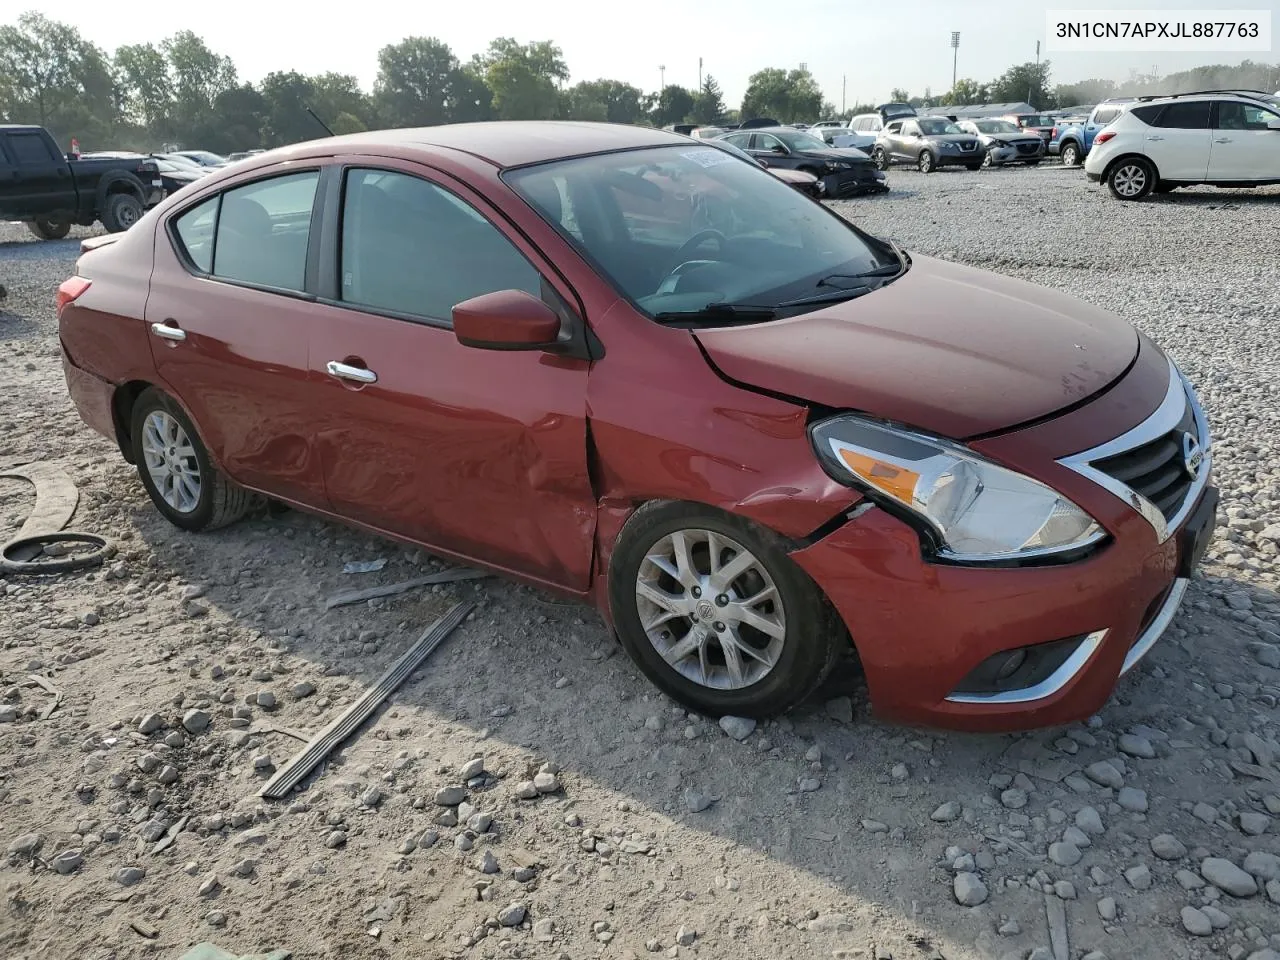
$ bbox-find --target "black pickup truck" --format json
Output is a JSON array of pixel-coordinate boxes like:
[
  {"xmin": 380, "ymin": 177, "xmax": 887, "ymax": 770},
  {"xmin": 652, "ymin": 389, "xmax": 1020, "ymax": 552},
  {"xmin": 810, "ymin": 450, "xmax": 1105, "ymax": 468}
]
[{"xmin": 0, "ymin": 125, "xmax": 165, "ymax": 240}]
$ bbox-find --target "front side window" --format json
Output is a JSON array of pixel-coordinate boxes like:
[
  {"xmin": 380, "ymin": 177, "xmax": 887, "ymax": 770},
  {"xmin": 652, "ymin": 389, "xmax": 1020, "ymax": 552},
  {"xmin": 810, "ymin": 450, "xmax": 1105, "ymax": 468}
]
[
  {"xmin": 722, "ymin": 133, "xmax": 750, "ymax": 148},
  {"xmin": 1216, "ymin": 101, "xmax": 1279, "ymax": 130},
  {"xmin": 773, "ymin": 131, "xmax": 831, "ymax": 152},
  {"xmin": 756, "ymin": 134, "xmax": 785, "ymax": 153},
  {"xmin": 918, "ymin": 118, "xmax": 962, "ymax": 135},
  {"xmin": 507, "ymin": 145, "xmax": 892, "ymax": 324},
  {"xmin": 340, "ymin": 168, "xmax": 541, "ymax": 323},
  {"xmin": 1154, "ymin": 101, "xmax": 1211, "ymax": 129},
  {"xmin": 212, "ymin": 171, "xmax": 318, "ymax": 291}
]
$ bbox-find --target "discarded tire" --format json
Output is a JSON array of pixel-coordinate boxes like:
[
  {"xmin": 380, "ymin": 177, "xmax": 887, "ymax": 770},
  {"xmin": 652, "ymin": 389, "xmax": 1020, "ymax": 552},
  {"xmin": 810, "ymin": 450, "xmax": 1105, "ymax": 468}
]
[{"xmin": 0, "ymin": 531, "xmax": 115, "ymax": 575}]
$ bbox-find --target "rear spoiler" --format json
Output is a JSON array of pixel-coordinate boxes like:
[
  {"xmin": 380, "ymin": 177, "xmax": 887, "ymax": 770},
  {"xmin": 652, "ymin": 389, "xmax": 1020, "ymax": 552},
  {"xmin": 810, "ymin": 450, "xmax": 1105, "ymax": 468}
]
[{"xmin": 81, "ymin": 234, "xmax": 123, "ymax": 254}]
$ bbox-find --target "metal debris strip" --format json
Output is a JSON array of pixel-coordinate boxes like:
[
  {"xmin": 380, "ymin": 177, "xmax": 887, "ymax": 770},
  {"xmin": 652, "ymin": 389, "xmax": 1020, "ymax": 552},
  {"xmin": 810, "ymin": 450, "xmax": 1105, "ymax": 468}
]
[
  {"xmin": 323, "ymin": 568, "xmax": 490, "ymax": 610},
  {"xmin": 259, "ymin": 600, "xmax": 475, "ymax": 800},
  {"xmin": 26, "ymin": 674, "xmax": 62, "ymax": 719}
]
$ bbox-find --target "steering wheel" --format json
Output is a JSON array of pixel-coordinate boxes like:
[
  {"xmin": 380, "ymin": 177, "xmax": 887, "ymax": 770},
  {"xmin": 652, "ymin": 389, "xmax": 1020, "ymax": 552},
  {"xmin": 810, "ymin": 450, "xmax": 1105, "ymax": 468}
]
[{"xmin": 673, "ymin": 229, "xmax": 726, "ymax": 264}]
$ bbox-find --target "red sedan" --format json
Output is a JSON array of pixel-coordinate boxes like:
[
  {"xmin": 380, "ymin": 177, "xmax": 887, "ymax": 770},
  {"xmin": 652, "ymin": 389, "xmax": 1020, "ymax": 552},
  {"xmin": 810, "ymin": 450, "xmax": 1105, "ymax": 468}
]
[{"xmin": 57, "ymin": 122, "xmax": 1215, "ymax": 731}]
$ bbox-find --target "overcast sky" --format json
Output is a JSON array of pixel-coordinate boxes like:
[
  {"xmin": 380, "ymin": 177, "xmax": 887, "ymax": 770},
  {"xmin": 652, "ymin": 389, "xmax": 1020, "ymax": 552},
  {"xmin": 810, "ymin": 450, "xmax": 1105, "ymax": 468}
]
[{"xmin": 24, "ymin": 0, "xmax": 1280, "ymax": 107}]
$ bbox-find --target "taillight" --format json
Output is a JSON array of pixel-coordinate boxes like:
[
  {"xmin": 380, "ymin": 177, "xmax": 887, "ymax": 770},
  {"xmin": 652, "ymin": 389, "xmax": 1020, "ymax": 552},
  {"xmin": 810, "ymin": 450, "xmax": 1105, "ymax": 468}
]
[
  {"xmin": 57, "ymin": 276, "xmax": 91, "ymax": 314},
  {"xmin": 1051, "ymin": 126, "xmax": 1059, "ymax": 139},
  {"xmin": 1094, "ymin": 131, "xmax": 1116, "ymax": 145}
]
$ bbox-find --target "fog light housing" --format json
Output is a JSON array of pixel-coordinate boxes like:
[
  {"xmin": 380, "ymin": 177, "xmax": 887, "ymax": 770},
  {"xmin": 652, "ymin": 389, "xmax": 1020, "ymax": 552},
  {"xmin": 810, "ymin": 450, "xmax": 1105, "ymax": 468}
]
[{"xmin": 947, "ymin": 632, "xmax": 1106, "ymax": 703}]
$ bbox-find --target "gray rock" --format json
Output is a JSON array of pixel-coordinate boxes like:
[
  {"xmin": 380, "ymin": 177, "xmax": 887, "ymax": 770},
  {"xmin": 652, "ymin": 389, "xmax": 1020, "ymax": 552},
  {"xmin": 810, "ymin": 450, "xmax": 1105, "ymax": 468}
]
[
  {"xmin": 1097, "ymin": 897, "xmax": 1117, "ymax": 921},
  {"xmin": 1192, "ymin": 801, "xmax": 1219, "ymax": 823},
  {"xmin": 198, "ymin": 872, "xmax": 221, "ymax": 896},
  {"xmin": 533, "ymin": 918, "xmax": 554, "ymax": 942},
  {"xmin": 718, "ymin": 716, "xmax": 756, "ymax": 741},
  {"xmin": 453, "ymin": 834, "xmax": 472, "ymax": 852},
  {"xmin": 1202, "ymin": 904, "xmax": 1230, "ymax": 929},
  {"xmin": 361, "ymin": 786, "xmax": 382, "ymax": 808},
  {"xmin": 233, "ymin": 858, "xmax": 256, "ymax": 877},
  {"xmin": 798, "ymin": 777, "xmax": 821, "ymax": 793},
  {"xmin": 1151, "ymin": 834, "xmax": 1186, "ymax": 860},
  {"xmin": 684, "ymin": 789, "xmax": 714, "ymax": 813},
  {"xmin": 953, "ymin": 872, "xmax": 988, "ymax": 906},
  {"xmin": 115, "ymin": 866, "xmax": 145, "ymax": 886},
  {"xmin": 0, "ymin": 706, "xmax": 16, "ymax": 724},
  {"xmin": 1085, "ymin": 761, "xmax": 1124, "ymax": 789},
  {"xmin": 931, "ymin": 801, "xmax": 962, "ymax": 822},
  {"xmin": 1175, "ymin": 869, "xmax": 1205, "ymax": 889},
  {"xmin": 182, "ymin": 709, "xmax": 212, "ymax": 735},
  {"xmin": 1063, "ymin": 826, "xmax": 1092, "ymax": 848},
  {"xmin": 676, "ymin": 926, "xmax": 696, "ymax": 946},
  {"xmin": 467, "ymin": 812, "xmax": 493, "ymax": 833},
  {"xmin": 1116, "ymin": 787, "xmax": 1148, "ymax": 812},
  {"xmin": 1048, "ymin": 842, "xmax": 1082, "ymax": 867},
  {"xmin": 513, "ymin": 866, "xmax": 537, "ymax": 883},
  {"xmin": 252, "ymin": 754, "xmax": 273, "ymax": 771},
  {"xmin": 51, "ymin": 850, "xmax": 83, "ymax": 875},
  {"xmin": 1243, "ymin": 851, "xmax": 1280, "ymax": 881},
  {"xmin": 255, "ymin": 691, "xmax": 276, "ymax": 709},
  {"xmin": 1181, "ymin": 906, "xmax": 1213, "ymax": 936},
  {"xmin": 434, "ymin": 786, "xmax": 467, "ymax": 806},
  {"xmin": 325, "ymin": 831, "xmax": 346, "ymax": 849},
  {"xmin": 6, "ymin": 833, "xmax": 43, "ymax": 857},
  {"xmin": 157, "ymin": 765, "xmax": 179, "ymax": 785},
  {"xmin": 1239, "ymin": 813, "xmax": 1270, "ymax": 836},
  {"xmin": 497, "ymin": 902, "xmax": 526, "ymax": 927},
  {"xmin": 1118, "ymin": 734, "xmax": 1155, "ymax": 759},
  {"xmin": 460, "ymin": 757, "xmax": 485, "ymax": 780},
  {"xmin": 290, "ymin": 682, "xmax": 315, "ymax": 699},
  {"xmin": 1201, "ymin": 857, "xmax": 1258, "ymax": 897},
  {"xmin": 478, "ymin": 850, "xmax": 499, "ymax": 874},
  {"xmin": 1001, "ymin": 788, "xmax": 1027, "ymax": 809},
  {"xmin": 138, "ymin": 713, "xmax": 164, "ymax": 735},
  {"xmin": 825, "ymin": 697, "xmax": 854, "ymax": 723},
  {"xmin": 1054, "ymin": 880, "xmax": 1077, "ymax": 899},
  {"xmin": 1075, "ymin": 806, "xmax": 1105, "ymax": 835},
  {"xmin": 515, "ymin": 781, "xmax": 539, "ymax": 800},
  {"xmin": 1249, "ymin": 643, "xmax": 1280, "ymax": 669},
  {"xmin": 533, "ymin": 772, "xmax": 559, "ymax": 794},
  {"xmin": 418, "ymin": 830, "xmax": 439, "ymax": 849},
  {"xmin": 1124, "ymin": 865, "xmax": 1152, "ymax": 890}
]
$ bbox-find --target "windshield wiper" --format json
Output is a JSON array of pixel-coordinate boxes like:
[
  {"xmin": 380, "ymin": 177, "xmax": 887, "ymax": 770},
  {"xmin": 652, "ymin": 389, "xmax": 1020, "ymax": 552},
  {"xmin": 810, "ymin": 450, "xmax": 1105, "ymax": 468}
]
[
  {"xmin": 774, "ymin": 285, "xmax": 874, "ymax": 308},
  {"xmin": 653, "ymin": 302, "xmax": 778, "ymax": 325},
  {"xmin": 815, "ymin": 243, "xmax": 908, "ymax": 291}
]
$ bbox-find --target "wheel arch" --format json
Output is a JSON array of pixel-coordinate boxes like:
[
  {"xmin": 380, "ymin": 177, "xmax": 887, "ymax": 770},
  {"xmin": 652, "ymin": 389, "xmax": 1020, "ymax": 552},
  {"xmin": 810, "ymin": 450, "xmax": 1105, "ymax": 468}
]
[
  {"xmin": 112, "ymin": 381, "xmax": 219, "ymax": 470},
  {"xmin": 95, "ymin": 172, "xmax": 146, "ymax": 211},
  {"xmin": 1103, "ymin": 152, "xmax": 1160, "ymax": 183}
]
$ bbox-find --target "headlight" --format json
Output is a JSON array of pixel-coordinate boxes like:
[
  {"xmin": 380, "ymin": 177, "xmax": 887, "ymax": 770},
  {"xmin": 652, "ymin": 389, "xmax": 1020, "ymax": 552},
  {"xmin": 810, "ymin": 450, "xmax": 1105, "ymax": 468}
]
[
  {"xmin": 824, "ymin": 160, "xmax": 850, "ymax": 171},
  {"xmin": 810, "ymin": 416, "xmax": 1105, "ymax": 562}
]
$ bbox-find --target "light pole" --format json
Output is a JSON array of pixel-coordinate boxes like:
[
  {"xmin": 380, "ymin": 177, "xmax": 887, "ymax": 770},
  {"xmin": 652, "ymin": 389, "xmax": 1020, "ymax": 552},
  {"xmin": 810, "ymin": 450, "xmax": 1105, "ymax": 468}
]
[
  {"xmin": 951, "ymin": 32, "xmax": 960, "ymax": 92},
  {"xmin": 659, "ymin": 65, "xmax": 666, "ymax": 91},
  {"xmin": 842, "ymin": 74, "xmax": 846, "ymax": 114},
  {"xmin": 698, "ymin": 58, "xmax": 702, "ymax": 91}
]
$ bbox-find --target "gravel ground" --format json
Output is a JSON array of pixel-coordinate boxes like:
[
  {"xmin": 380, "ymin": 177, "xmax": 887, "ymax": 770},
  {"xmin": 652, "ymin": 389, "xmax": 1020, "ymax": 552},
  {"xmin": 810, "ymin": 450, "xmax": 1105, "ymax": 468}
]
[{"xmin": 1, "ymin": 166, "xmax": 1279, "ymax": 960}]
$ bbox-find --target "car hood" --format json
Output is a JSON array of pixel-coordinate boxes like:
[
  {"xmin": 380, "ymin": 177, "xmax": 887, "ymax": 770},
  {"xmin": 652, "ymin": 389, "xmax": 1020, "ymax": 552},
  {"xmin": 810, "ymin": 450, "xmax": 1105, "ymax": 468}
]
[
  {"xmin": 924, "ymin": 134, "xmax": 980, "ymax": 146},
  {"xmin": 693, "ymin": 254, "xmax": 1139, "ymax": 439},
  {"xmin": 770, "ymin": 167, "xmax": 818, "ymax": 184},
  {"xmin": 797, "ymin": 146, "xmax": 875, "ymax": 163}
]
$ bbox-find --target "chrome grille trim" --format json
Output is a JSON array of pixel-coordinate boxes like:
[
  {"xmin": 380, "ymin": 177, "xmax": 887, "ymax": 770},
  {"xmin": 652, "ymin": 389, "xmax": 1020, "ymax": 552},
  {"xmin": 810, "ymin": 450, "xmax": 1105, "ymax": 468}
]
[{"xmin": 1058, "ymin": 357, "xmax": 1212, "ymax": 544}]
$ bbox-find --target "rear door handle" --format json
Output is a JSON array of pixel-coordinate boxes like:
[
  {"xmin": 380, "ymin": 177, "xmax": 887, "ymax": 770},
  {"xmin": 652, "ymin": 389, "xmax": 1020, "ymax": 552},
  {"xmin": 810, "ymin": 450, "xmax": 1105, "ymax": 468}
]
[
  {"xmin": 1213, "ymin": 137, "xmax": 1232, "ymax": 143},
  {"xmin": 1145, "ymin": 136, "xmax": 1165, "ymax": 141},
  {"xmin": 326, "ymin": 361, "xmax": 377, "ymax": 384},
  {"xmin": 150, "ymin": 321, "xmax": 186, "ymax": 342}
]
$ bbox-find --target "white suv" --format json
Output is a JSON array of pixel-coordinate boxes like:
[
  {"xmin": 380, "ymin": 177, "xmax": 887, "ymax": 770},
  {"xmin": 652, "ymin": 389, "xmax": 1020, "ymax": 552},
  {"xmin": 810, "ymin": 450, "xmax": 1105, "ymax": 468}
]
[{"xmin": 1084, "ymin": 92, "xmax": 1280, "ymax": 200}]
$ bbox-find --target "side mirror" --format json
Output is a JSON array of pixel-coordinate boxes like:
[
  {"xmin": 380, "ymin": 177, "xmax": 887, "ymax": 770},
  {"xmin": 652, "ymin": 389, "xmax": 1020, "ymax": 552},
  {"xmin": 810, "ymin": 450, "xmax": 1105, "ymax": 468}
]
[
  {"xmin": 453, "ymin": 289, "xmax": 561, "ymax": 351},
  {"xmin": 771, "ymin": 144, "xmax": 787, "ymax": 154}
]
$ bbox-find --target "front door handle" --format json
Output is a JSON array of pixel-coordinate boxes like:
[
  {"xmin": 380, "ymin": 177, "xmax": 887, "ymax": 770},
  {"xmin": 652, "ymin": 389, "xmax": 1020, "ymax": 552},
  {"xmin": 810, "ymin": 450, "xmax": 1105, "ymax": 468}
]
[
  {"xmin": 1145, "ymin": 135, "xmax": 1165, "ymax": 141},
  {"xmin": 326, "ymin": 361, "xmax": 377, "ymax": 384},
  {"xmin": 1213, "ymin": 137, "xmax": 1232, "ymax": 143},
  {"xmin": 150, "ymin": 321, "xmax": 186, "ymax": 341}
]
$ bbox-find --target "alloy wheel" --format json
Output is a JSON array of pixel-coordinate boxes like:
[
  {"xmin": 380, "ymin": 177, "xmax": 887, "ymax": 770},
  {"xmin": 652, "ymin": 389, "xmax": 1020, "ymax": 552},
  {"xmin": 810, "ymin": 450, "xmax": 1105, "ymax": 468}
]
[
  {"xmin": 141, "ymin": 410, "xmax": 202, "ymax": 513},
  {"xmin": 634, "ymin": 529, "xmax": 786, "ymax": 691},
  {"xmin": 918, "ymin": 151, "xmax": 934, "ymax": 173},
  {"xmin": 1062, "ymin": 144, "xmax": 1079, "ymax": 166},
  {"xmin": 1113, "ymin": 164, "xmax": 1147, "ymax": 197}
]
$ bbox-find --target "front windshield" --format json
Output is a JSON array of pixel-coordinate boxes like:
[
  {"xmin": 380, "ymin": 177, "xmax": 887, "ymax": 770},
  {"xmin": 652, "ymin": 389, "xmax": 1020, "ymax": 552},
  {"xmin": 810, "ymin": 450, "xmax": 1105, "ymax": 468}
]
[
  {"xmin": 506, "ymin": 145, "xmax": 892, "ymax": 321},
  {"xmin": 918, "ymin": 118, "xmax": 963, "ymax": 135},
  {"xmin": 773, "ymin": 130, "xmax": 830, "ymax": 151},
  {"xmin": 975, "ymin": 120, "xmax": 1020, "ymax": 134}
]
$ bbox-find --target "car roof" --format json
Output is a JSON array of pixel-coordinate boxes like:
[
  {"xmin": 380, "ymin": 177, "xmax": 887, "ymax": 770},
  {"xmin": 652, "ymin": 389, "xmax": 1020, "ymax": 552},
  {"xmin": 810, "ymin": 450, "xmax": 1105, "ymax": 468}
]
[{"xmin": 292, "ymin": 121, "xmax": 686, "ymax": 168}]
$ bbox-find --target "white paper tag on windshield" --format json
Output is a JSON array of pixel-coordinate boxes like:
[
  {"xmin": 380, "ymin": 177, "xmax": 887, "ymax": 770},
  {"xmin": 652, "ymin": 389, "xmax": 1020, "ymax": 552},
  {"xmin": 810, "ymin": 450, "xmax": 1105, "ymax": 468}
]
[{"xmin": 682, "ymin": 149, "xmax": 734, "ymax": 168}]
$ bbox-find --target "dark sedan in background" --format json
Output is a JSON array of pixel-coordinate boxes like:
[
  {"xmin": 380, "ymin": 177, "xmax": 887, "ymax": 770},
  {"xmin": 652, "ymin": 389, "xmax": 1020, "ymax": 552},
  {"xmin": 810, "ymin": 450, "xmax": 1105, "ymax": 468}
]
[
  {"xmin": 871, "ymin": 117, "xmax": 984, "ymax": 173},
  {"xmin": 717, "ymin": 127, "xmax": 888, "ymax": 197},
  {"xmin": 957, "ymin": 119, "xmax": 1046, "ymax": 167},
  {"xmin": 702, "ymin": 137, "xmax": 825, "ymax": 198}
]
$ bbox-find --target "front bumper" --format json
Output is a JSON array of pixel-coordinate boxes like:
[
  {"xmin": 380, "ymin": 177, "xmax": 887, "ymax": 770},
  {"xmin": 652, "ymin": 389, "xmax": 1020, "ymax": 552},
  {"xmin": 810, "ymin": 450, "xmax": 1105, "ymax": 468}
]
[
  {"xmin": 936, "ymin": 149, "xmax": 984, "ymax": 166},
  {"xmin": 824, "ymin": 169, "xmax": 889, "ymax": 197},
  {"xmin": 791, "ymin": 352, "xmax": 1214, "ymax": 731}
]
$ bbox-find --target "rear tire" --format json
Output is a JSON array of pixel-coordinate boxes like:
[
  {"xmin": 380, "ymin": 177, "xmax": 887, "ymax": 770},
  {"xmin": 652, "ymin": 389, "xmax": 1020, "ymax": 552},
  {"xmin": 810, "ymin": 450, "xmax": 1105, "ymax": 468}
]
[
  {"xmin": 27, "ymin": 218, "xmax": 71, "ymax": 240},
  {"xmin": 102, "ymin": 193, "xmax": 144, "ymax": 233},
  {"xmin": 608, "ymin": 501, "xmax": 842, "ymax": 719},
  {"xmin": 917, "ymin": 150, "xmax": 936, "ymax": 173},
  {"xmin": 871, "ymin": 147, "xmax": 889, "ymax": 171},
  {"xmin": 1106, "ymin": 157, "xmax": 1156, "ymax": 201},
  {"xmin": 129, "ymin": 387, "xmax": 259, "ymax": 532},
  {"xmin": 1060, "ymin": 142, "xmax": 1080, "ymax": 166}
]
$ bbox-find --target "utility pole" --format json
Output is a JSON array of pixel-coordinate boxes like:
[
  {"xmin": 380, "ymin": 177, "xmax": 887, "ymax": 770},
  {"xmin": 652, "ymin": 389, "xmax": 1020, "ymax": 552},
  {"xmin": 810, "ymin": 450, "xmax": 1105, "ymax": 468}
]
[
  {"xmin": 659, "ymin": 65, "xmax": 665, "ymax": 91},
  {"xmin": 698, "ymin": 58, "xmax": 703, "ymax": 91},
  {"xmin": 950, "ymin": 32, "xmax": 960, "ymax": 92},
  {"xmin": 842, "ymin": 74, "xmax": 847, "ymax": 114}
]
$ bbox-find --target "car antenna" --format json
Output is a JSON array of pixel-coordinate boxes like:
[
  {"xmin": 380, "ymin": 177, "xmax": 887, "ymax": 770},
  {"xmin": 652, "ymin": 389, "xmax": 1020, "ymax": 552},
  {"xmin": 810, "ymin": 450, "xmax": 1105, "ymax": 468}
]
[{"xmin": 305, "ymin": 105, "xmax": 335, "ymax": 137}]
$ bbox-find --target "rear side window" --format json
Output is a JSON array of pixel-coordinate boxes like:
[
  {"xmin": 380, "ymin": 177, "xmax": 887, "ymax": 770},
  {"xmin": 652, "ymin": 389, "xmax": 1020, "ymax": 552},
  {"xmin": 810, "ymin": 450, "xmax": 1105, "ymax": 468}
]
[
  {"xmin": 1153, "ymin": 101, "xmax": 1210, "ymax": 129},
  {"xmin": 7, "ymin": 133, "xmax": 58, "ymax": 165},
  {"xmin": 212, "ymin": 172, "xmax": 319, "ymax": 291},
  {"xmin": 1093, "ymin": 107, "xmax": 1121, "ymax": 125},
  {"xmin": 173, "ymin": 196, "xmax": 218, "ymax": 272},
  {"xmin": 339, "ymin": 168, "xmax": 540, "ymax": 324}
]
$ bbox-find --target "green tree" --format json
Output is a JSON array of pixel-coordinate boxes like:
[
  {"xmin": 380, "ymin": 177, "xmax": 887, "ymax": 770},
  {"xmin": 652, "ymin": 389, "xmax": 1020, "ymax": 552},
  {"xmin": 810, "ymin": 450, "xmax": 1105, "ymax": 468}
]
[
  {"xmin": 374, "ymin": 36, "xmax": 487, "ymax": 127},
  {"xmin": 691, "ymin": 74, "xmax": 726, "ymax": 124},
  {"xmin": 205, "ymin": 84, "xmax": 267, "ymax": 152},
  {"xmin": 651, "ymin": 84, "xmax": 695, "ymax": 126},
  {"xmin": 162, "ymin": 30, "xmax": 235, "ymax": 146},
  {"xmin": 741, "ymin": 67, "xmax": 823, "ymax": 122},
  {"xmin": 988, "ymin": 60, "xmax": 1053, "ymax": 108},
  {"xmin": 889, "ymin": 87, "xmax": 911, "ymax": 102},
  {"xmin": 943, "ymin": 78, "xmax": 987, "ymax": 106},
  {"xmin": 564, "ymin": 78, "xmax": 646, "ymax": 124},
  {"xmin": 330, "ymin": 111, "xmax": 366, "ymax": 135},
  {"xmin": 475, "ymin": 38, "xmax": 568, "ymax": 120},
  {"xmin": 309, "ymin": 72, "xmax": 375, "ymax": 129},
  {"xmin": 0, "ymin": 13, "xmax": 90, "ymax": 132},
  {"xmin": 115, "ymin": 42, "xmax": 173, "ymax": 131}
]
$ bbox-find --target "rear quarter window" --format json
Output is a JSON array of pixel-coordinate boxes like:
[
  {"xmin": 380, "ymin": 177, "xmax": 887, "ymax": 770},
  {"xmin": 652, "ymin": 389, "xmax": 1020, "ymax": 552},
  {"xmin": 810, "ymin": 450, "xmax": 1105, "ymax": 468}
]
[
  {"xmin": 172, "ymin": 196, "xmax": 219, "ymax": 272},
  {"xmin": 1129, "ymin": 105, "xmax": 1162, "ymax": 125},
  {"xmin": 1093, "ymin": 107, "xmax": 1121, "ymax": 125}
]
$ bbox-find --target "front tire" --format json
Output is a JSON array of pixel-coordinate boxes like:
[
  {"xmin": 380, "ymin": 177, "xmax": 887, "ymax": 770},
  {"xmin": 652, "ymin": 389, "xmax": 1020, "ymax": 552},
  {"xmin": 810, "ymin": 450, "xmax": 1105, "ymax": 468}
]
[
  {"xmin": 102, "ymin": 193, "xmax": 143, "ymax": 233},
  {"xmin": 1106, "ymin": 157, "xmax": 1156, "ymax": 200},
  {"xmin": 917, "ymin": 150, "xmax": 936, "ymax": 173},
  {"xmin": 27, "ymin": 218, "xmax": 71, "ymax": 240},
  {"xmin": 608, "ymin": 501, "xmax": 841, "ymax": 719},
  {"xmin": 1060, "ymin": 142, "xmax": 1080, "ymax": 166},
  {"xmin": 129, "ymin": 388, "xmax": 259, "ymax": 532}
]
